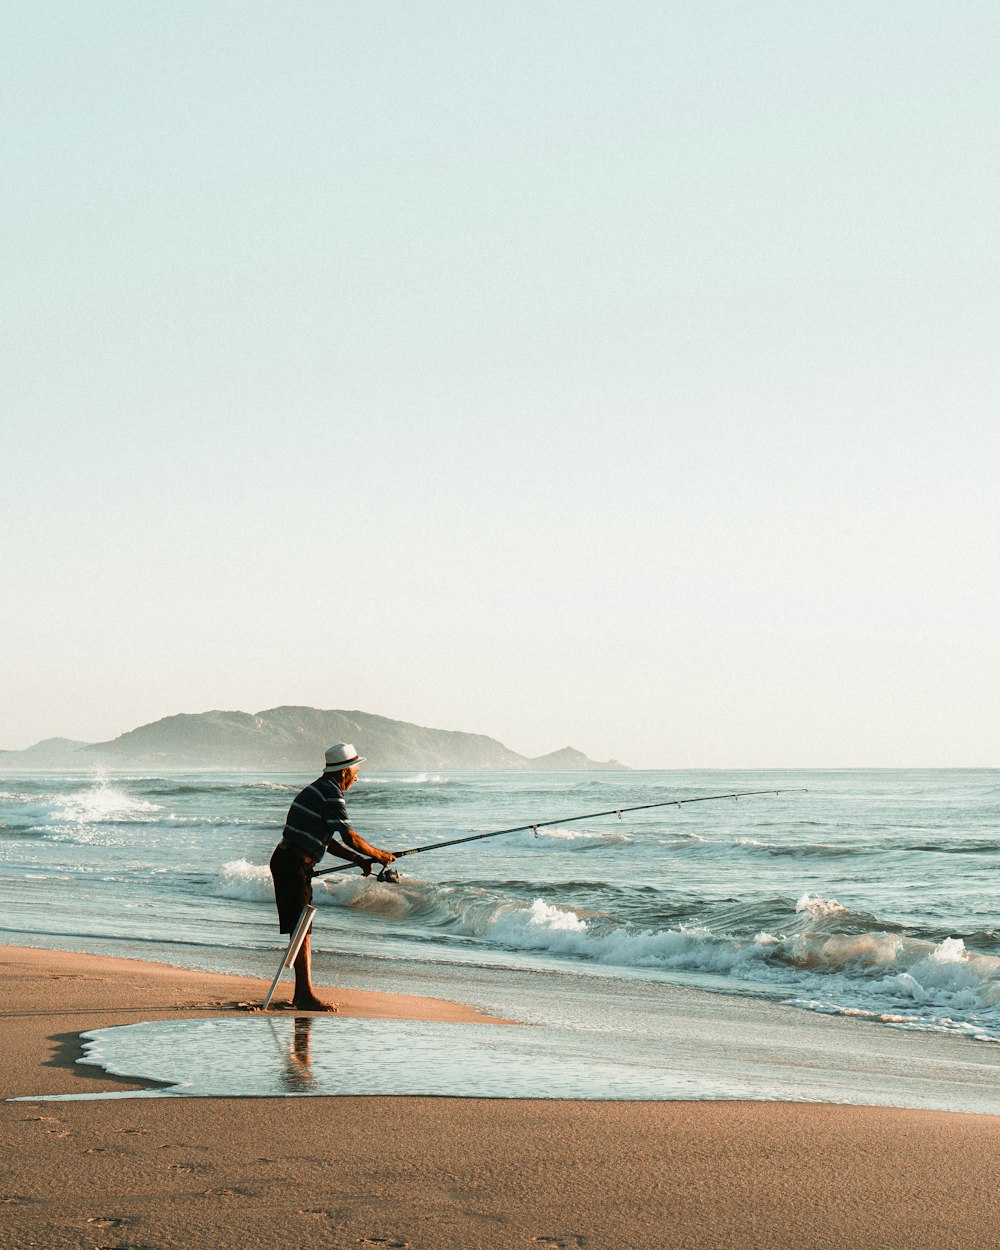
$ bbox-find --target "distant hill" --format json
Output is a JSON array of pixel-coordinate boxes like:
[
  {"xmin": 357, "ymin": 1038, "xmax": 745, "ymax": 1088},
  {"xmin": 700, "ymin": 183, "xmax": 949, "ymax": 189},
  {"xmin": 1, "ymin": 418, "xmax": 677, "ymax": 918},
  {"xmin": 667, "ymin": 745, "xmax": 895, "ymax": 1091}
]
[
  {"xmin": 0, "ymin": 737, "xmax": 90, "ymax": 768},
  {"xmin": 0, "ymin": 708, "xmax": 628, "ymax": 771},
  {"xmin": 527, "ymin": 746, "xmax": 626, "ymax": 771}
]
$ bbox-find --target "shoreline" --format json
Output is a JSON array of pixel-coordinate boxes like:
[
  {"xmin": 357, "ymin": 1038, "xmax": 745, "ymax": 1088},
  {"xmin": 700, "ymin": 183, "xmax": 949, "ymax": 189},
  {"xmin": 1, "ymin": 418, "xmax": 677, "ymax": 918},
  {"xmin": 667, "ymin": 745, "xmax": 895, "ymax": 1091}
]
[
  {"xmin": 0, "ymin": 944, "xmax": 502, "ymax": 1101},
  {"xmin": 7, "ymin": 935, "xmax": 1000, "ymax": 1110},
  {"xmin": 3, "ymin": 946, "xmax": 1000, "ymax": 1248}
]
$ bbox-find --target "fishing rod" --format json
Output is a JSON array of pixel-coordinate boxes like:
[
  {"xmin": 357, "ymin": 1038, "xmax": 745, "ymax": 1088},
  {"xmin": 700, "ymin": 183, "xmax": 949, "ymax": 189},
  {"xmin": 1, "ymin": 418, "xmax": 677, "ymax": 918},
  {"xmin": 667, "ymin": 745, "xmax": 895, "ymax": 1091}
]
[{"xmin": 312, "ymin": 787, "xmax": 807, "ymax": 880}]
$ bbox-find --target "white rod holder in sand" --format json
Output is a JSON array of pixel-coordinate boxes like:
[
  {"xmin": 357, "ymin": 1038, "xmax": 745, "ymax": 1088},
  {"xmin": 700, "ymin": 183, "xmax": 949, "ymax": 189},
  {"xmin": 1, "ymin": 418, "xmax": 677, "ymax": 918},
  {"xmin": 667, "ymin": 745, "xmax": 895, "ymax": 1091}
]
[{"xmin": 262, "ymin": 904, "xmax": 317, "ymax": 1011}]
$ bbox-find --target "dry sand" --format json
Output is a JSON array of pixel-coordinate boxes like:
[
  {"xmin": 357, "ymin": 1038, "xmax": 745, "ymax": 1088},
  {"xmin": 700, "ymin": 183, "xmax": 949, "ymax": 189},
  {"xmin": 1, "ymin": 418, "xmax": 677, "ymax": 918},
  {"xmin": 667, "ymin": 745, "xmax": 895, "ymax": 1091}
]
[{"xmin": 2, "ymin": 944, "xmax": 999, "ymax": 1250}]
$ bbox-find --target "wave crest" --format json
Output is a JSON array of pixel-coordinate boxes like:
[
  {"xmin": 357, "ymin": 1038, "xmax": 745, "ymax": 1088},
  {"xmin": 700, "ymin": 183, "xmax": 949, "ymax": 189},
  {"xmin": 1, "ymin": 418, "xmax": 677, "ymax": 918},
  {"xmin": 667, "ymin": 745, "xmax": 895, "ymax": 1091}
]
[{"xmin": 52, "ymin": 785, "xmax": 162, "ymax": 824}]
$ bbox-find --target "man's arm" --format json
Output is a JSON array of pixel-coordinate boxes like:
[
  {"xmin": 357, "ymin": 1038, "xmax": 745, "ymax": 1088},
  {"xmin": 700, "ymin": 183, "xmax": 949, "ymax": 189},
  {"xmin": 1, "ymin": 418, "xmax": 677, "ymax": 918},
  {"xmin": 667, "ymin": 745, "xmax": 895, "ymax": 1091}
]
[
  {"xmin": 341, "ymin": 827, "xmax": 395, "ymax": 866},
  {"xmin": 323, "ymin": 839, "xmax": 371, "ymax": 869}
]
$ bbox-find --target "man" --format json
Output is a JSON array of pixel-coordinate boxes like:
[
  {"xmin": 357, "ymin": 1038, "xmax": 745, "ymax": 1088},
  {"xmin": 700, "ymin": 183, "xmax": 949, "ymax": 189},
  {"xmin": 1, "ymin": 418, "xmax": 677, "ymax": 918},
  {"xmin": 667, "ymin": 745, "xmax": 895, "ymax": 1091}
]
[{"xmin": 269, "ymin": 742, "xmax": 395, "ymax": 1011}]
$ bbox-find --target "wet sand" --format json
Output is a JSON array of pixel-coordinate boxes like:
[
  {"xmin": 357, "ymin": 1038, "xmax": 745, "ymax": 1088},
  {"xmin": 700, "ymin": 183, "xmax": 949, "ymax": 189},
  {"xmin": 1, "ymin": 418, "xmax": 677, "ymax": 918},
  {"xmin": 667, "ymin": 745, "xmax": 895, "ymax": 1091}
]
[{"xmin": 2, "ymin": 944, "xmax": 999, "ymax": 1249}]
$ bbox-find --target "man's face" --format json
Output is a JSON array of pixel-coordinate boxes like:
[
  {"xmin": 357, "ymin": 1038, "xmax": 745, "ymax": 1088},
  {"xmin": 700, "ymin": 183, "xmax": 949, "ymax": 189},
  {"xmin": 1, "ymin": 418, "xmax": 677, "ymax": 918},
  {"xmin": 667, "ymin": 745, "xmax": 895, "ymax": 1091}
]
[{"xmin": 342, "ymin": 765, "xmax": 360, "ymax": 791}]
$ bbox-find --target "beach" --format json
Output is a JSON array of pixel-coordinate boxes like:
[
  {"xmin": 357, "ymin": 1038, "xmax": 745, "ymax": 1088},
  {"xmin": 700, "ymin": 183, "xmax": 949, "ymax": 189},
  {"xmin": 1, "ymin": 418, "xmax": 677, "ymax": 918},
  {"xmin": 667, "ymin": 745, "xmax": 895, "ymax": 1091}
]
[
  {"xmin": 5, "ymin": 771, "xmax": 1000, "ymax": 1245},
  {"xmin": 3, "ymin": 945, "xmax": 1000, "ymax": 1250}
]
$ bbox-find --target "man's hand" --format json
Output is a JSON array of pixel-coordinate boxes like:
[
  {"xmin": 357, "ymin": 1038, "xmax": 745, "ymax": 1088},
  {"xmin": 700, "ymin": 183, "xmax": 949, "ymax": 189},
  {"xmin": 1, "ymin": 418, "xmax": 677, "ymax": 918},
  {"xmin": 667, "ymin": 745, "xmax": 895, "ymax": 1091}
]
[
  {"xmin": 344, "ymin": 831, "xmax": 397, "ymax": 868},
  {"xmin": 360, "ymin": 859, "xmax": 374, "ymax": 876}
]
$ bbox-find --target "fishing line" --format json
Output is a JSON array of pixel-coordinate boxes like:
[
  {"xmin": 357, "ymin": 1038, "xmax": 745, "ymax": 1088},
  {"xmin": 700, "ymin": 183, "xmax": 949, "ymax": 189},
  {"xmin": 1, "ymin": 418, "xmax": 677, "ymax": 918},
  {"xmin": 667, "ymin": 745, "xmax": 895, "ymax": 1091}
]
[{"xmin": 311, "ymin": 787, "xmax": 807, "ymax": 879}]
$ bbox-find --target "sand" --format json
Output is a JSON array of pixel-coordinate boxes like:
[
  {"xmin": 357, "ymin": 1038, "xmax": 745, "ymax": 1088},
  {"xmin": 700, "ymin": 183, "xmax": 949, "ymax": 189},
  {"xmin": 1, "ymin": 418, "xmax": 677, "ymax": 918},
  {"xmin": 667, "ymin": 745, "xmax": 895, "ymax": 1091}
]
[{"xmin": 2, "ymin": 945, "xmax": 1000, "ymax": 1249}]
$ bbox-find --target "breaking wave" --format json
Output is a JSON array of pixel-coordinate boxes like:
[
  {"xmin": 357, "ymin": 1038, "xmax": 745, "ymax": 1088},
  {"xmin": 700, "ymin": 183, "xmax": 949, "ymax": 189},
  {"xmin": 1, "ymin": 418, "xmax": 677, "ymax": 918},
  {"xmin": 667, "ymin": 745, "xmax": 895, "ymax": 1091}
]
[
  {"xmin": 51, "ymin": 784, "xmax": 162, "ymax": 824},
  {"xmin": 214, "ymin": 861, "xmax": 1000, "ymax": 1041}
]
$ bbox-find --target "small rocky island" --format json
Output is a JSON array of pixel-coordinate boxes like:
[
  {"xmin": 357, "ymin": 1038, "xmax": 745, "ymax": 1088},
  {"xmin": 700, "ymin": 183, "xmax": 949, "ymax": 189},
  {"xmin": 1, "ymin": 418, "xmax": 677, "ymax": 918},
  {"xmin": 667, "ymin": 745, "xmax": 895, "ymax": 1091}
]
[{"xmin": 0, "ymin": 706, "xmax": 628, "ymax": 772}]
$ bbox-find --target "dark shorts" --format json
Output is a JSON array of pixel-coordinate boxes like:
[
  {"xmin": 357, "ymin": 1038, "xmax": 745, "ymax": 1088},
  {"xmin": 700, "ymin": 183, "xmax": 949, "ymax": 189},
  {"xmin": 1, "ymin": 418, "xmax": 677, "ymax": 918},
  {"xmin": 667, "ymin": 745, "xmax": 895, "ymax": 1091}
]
[{"xmin": 269, "ymin": 841, "xmax": 314, "ymax": 934}]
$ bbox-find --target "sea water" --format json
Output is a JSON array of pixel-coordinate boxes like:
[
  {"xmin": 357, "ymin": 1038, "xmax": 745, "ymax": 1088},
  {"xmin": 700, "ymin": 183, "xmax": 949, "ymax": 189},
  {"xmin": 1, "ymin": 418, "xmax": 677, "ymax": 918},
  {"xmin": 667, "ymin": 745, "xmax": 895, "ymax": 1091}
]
[{"xmin": 3, "ymin": 769, "xmax": 1000, "ymax": 1106}]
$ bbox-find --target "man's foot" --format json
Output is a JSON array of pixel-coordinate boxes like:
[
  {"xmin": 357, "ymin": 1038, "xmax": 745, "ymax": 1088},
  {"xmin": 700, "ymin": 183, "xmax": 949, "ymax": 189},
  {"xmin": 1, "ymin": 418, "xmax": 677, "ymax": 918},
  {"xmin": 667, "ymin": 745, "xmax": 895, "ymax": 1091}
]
[{"xmin": 290, "ymin": 995, "xmax": 339, "ymax": 1012}]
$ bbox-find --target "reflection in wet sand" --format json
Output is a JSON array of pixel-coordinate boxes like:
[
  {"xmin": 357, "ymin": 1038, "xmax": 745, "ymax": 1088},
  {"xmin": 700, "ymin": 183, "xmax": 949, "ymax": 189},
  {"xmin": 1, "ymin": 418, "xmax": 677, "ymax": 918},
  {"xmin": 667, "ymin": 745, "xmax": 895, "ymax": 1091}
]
[{"xmin": 280, "ymin": 1016, "xmax": 314, "ymax": 1091}]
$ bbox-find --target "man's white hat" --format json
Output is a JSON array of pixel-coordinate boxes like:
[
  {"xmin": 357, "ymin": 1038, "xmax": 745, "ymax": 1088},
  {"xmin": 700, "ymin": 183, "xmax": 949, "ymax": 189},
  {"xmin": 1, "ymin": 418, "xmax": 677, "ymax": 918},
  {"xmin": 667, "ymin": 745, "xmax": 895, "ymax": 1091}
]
[{"xmin": 324, "ymin": 742, "xmax": 365, "ymax": 771}]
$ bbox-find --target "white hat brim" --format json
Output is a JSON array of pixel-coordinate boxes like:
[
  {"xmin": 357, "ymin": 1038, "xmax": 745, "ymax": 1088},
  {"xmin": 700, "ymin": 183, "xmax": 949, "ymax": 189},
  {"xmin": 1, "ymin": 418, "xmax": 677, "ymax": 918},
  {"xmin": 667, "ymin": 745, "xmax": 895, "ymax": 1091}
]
[{"xmin": 324, "ymin": 755, "xmax": 365, "ymax": 771}]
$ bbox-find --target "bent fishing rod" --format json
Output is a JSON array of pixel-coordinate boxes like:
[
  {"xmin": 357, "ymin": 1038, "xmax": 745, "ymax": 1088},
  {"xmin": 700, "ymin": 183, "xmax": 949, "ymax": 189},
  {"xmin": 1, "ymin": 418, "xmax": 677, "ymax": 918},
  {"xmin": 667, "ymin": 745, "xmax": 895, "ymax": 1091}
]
[{"xmin": 312, "ymin": 787, "xmax": 808, "ymax": 880}]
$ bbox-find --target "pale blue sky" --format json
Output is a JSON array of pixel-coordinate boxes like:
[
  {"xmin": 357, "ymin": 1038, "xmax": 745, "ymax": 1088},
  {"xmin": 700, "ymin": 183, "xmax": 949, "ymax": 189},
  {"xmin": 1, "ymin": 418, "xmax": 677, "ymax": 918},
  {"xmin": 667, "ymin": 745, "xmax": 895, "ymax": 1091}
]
[{"xmin": 2, "ymin": 3, "xmax": 998, "ymax": 766}]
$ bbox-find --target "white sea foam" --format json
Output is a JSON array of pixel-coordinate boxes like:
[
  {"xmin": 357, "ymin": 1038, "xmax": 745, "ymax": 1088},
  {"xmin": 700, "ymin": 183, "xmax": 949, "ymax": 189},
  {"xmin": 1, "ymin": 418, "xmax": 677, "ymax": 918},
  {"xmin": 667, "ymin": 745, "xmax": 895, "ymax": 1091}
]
[
  {"xmin": 772, "ymin": 931, "xmax": 1000, "ymax": 1038},
  {"xmin": 795, "ymin": 892, "xmax": 848, "ymax": 919},
  {"xmin": 51, "ymin": 785, "xmax": 162, "ymax": 824},
  {"xmin": 505, "ymin": 825, "xmax": 631, "ymax": 849},
  {"xmin": 867, "ymin": 938, "xmax": 1000, "ymax": 1011},
  {"xmin": 537, "ymin": 825, "xmax": 629, "ymax": 843},
  {"xmin": 361, "ymin": 774, "xmax": 448, "ymax": 785},
  {"xmin": 501, "ymin": 916, "xmax": 771, "ymax": 973},
  {"xmin": 216, "ymin": 859, "xmax": 273, "ymax": 901},
  {"xmin": 528, "ymin": 899, "xmax": 587, "ymax": 931}
]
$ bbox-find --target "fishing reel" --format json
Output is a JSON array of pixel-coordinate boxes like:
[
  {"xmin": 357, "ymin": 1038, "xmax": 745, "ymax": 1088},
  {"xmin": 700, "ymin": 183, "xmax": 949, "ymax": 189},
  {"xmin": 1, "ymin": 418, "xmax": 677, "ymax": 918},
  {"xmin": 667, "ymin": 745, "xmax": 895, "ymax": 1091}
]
[{"xmin": 376, "ymin": 863, "xmax": 400, "ymax": 884}]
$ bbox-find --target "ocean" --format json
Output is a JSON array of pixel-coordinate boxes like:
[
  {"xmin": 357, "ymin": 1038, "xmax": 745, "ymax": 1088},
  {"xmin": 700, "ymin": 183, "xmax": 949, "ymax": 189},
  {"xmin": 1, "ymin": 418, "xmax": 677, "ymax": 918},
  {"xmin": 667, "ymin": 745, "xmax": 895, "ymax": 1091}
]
[{"xmin": 4, "ymin": 768, "xmax": 1000, "ymax": 1109}]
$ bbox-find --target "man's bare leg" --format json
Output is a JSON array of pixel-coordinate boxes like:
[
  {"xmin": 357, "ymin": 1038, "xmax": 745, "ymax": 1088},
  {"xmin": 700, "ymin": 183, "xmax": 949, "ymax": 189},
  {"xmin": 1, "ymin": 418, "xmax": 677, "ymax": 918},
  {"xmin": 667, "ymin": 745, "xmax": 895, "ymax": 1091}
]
[{"xmin": 291, "ymin": 932, "xmax": 338, "ymax": 1012}]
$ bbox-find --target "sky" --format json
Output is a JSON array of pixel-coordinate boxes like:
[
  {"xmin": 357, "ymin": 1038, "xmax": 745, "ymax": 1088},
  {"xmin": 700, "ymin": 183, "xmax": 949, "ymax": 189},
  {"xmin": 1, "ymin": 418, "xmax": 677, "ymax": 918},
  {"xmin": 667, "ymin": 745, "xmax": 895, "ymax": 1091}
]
[{"xmin": 2, "ymin": 2, "xmax": 998, "ymax": 768}]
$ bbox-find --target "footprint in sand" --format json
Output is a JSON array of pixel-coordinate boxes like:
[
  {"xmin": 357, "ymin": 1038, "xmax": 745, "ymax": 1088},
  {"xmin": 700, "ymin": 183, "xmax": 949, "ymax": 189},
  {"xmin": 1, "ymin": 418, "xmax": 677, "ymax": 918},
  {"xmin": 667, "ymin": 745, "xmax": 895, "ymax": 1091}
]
[{"xmin": 23, "ymin": 1114, "xmax": 72, "ymax": 1138}]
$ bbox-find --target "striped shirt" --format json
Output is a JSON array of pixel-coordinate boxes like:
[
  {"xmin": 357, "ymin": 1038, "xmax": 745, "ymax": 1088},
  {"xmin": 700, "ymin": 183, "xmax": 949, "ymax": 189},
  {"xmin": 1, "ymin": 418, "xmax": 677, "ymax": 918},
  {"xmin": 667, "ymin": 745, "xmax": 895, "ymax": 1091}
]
[{"xmin": 281, "ymin": 774, "xmax": 353, "ymax": 862}]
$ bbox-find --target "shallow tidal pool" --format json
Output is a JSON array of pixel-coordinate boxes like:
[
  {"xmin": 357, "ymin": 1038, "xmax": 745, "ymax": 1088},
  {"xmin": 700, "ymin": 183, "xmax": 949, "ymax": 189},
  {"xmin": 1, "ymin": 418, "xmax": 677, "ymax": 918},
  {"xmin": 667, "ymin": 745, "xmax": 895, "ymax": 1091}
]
[{"xmin": 24, "ymin": 1014, "xmax": 758, "ymax": 1101}]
